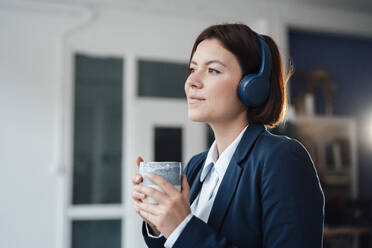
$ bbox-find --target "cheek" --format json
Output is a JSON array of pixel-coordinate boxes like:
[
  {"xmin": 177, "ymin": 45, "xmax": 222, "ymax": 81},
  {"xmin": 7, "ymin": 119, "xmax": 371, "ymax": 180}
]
[{"xmin": 209, "ymin": 80, "xmax": 240, "ymax": 110}]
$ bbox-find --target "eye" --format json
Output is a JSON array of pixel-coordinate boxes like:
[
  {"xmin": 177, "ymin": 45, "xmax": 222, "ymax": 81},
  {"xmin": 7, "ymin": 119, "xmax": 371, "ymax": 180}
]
[
  {"xmin": 208, "ymin": 68, "xmax": 221, "ymax": 74},
  {"xmin": 189, "ymin": 67, "xmax": 196, "ymax": 73}
]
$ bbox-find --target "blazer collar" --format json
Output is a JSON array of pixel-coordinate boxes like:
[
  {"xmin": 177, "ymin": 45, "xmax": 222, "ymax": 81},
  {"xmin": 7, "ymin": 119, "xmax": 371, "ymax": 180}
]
[
  {"xmin": 201, "ymin": 124, "xmax": 248, "ymax": 182},
  {"xmin": 234, "ymin": 123, "xmax": 266, "ymax": 164}
]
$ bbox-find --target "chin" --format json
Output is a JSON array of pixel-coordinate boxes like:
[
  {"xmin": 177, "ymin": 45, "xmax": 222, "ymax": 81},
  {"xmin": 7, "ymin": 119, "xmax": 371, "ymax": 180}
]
[{"xmin": 188, "ymin": 110, "xmax": 208, "ymax": 123}]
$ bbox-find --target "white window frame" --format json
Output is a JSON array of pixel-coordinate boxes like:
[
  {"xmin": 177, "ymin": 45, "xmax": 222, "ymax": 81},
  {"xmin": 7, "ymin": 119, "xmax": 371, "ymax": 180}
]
[
  {"xmin": 56, "ymin": 50, "xmax": 206, "ymax": 248},
  {"xmin": 56, "ymin": 49, "xmax": 129, "ymax": 248}
]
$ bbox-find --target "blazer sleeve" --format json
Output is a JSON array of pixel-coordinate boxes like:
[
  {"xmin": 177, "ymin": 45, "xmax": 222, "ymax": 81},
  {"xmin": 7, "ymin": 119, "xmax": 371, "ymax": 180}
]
[
  {"xmin": 261, "ymin": 139, "xmax": 325, "ymax": 248},
  {"xmin": 141, "ymin": 155, "xmax": 196, "ymax": 248}
]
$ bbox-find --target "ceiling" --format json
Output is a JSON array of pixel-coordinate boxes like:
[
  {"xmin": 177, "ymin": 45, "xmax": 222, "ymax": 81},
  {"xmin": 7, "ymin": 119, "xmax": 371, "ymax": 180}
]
[
  {"xmin": 272, "ymin": 0, "xmax": 372, "ymax": 15},
  {"xmin": 10, "ymin": 0, "xmax": 372, "ymax": 16}
]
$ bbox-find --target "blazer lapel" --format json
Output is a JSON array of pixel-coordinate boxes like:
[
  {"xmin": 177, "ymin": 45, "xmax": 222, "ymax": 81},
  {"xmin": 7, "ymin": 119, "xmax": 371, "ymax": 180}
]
[
  {"xmin": 188, "ymin": 156, "xmax": 206, "ymax": 205},
  {"xmin": 189, "ymin": 168, "xmax": 203, "ymax": 204},
  {"xmin": 207, "ymin": 123, "xmax": 266, "ymax": 231},
  {"xmin": 207, "ymin": 155, "xmax": 242, "ymax": 230}
]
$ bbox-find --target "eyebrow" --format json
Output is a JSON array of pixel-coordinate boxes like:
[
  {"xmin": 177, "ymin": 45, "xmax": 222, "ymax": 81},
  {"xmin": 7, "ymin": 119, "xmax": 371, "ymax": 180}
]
[{"xmin": 190, "ymin": 60, "xmax": 226, "ymax": 67}]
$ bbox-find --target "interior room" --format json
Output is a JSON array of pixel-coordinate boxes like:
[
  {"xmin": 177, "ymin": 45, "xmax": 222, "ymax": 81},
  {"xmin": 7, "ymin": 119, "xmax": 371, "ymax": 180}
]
[{"xmin": 1, "ymin": 0, "xmax": 372, "ymax": 247}]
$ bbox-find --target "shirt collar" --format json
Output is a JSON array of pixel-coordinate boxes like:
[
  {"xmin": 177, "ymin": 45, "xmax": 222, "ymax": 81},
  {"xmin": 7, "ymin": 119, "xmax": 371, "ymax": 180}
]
[{"xmin": 200, "ymin": 124, "xmax": 249, "ymax": 182}]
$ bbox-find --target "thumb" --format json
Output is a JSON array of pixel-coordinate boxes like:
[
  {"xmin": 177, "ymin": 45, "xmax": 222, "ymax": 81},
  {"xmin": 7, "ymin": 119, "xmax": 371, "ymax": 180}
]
[
  {"xmin": 136, "ymin": 156, "xmax": 144, "ymax": 168},
  {"xmin": 181, "ymin": 174, "xmax": 190, "ymax": 201}
]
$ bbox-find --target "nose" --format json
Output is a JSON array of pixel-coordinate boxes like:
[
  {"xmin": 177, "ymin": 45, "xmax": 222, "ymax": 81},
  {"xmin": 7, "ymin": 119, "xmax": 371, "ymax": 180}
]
[
  {"xmin": 186, "ymin": 80, "xmax": 202, "ymax": 89},
  {"xmin": 185, "ymin": 72, "xmax": 203, "ymax": 89}
]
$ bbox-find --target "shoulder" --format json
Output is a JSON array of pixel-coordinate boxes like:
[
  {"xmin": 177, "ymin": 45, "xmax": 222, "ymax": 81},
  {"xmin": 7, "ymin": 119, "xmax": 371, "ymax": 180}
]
[
  {"xmin": 254, "ymin": 129, "xmax": 312, "ymax": 164},
  {"xmin": 254, "ymin": 129, "xmax": 318, "ymax": 183}
]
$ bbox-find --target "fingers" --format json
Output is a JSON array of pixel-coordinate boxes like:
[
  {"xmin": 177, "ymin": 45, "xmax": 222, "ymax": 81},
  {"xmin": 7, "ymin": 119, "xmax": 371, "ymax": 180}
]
[
  {"xmin": 133, "ymin": 201, "xmax": 155, "ymax": 226},
  {"xmin": 136, "ymin": 156, "xmax": 144, "ymax": 168},
  {"xmin": 132, "ymin": 156, "xmax": 144, "ymax": 187},
  {"xmin": 145, "ymin": 172, "xmax": 178, "ymax": 196},
  {"xmin": 134, "ymin": 184, "xmax": 167, "ymax": 205},
  {"xmin": 135, "ymin": 201, "xmax": 161, "ymax": 216},
  {"xmin": 132, "ymin": 173, "xmax": 143, "ymax": 185},
  {"xmin": 132, "ymin": 190, "xmax": 146, "ymax": 202},
  {"xmin": 133, "ymin": 156, "xmax": 159, "ymax": 228},
  {"xmin": 136, "ymin": 205, "xmax": 158, "ymax": 226},
  {"xmin": 133, "ymin": 201, "xmax": 158, "ymax": 223}
]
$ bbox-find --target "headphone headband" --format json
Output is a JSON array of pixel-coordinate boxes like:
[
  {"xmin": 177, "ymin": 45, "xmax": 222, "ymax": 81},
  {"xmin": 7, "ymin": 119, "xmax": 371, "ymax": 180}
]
[
  {"xmin": 253, "ymin": 32, "xmax": 272, "ymax": 79},
  {"xmin": 237, "ymin": 31, "xmax": 273, "ymax": 107}
]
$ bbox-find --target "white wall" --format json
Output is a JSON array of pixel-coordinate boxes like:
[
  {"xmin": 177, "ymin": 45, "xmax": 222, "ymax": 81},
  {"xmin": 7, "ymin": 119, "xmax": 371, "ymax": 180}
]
[
  {"xmin": 0, "ymin": 6, "xmax": 76, "ymax": 248},
  {"xmin": 1, "ymin": 1, "xmax": 372, "ymax": 248}
]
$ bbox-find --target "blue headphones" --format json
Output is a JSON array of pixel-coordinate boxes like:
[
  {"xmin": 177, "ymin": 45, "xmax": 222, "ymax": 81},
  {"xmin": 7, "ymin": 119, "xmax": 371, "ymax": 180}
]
[{"xmin": 237, "ymin": 32, "xmax": 272, "ymax": 107}]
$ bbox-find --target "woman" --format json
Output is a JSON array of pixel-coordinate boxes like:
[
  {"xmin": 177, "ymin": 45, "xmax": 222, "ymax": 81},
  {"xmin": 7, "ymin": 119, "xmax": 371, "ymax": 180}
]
[{"xmin": 132, "ymin": 23, "xmax": 325, "ymax": 248}]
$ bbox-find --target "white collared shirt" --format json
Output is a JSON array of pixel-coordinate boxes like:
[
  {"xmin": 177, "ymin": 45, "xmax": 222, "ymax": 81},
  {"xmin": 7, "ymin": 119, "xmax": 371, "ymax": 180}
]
[{"xmin": 146, "ymin": 125, "xmax": 248, "ymax": 247}]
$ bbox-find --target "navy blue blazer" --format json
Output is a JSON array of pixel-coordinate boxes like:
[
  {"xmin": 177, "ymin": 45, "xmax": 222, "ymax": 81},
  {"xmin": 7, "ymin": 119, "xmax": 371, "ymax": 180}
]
[{"xmin": 142, "ymin": 123, "xmax": 325, "ymax": 248}]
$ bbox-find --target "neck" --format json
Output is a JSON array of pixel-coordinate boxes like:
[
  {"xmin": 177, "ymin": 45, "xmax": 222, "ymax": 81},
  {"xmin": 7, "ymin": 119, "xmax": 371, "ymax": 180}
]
[{"xmin": 209, "ymin": 113, "xmax": 248, "ymax": 157}]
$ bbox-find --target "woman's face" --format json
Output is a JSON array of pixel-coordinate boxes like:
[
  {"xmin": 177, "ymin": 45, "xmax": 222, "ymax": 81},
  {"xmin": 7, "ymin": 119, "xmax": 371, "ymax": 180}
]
[{"xmin": 185, "ymin": 38, "xmax": 246, "ymax": 124}]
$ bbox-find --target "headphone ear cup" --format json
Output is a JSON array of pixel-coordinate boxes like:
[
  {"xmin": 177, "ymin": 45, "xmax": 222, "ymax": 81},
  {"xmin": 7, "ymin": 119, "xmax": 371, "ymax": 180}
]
[{"xmin": 238, "ymin": 74, "xmax": 270, "ymax": 107}]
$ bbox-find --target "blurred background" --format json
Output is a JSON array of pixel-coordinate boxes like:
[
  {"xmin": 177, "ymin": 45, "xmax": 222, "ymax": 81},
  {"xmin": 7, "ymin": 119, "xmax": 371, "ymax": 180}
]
[{"xmin": 1, "ymin": 0, "xmax": 372, "ymax": 247}]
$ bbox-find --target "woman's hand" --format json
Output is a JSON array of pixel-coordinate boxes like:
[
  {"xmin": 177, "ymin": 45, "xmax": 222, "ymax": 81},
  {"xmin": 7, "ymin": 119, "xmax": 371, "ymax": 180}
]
[
  {"xmin": 133, "ymin": 170, "xmax": 191, "ymax": 238},
  {"xmin": 132, "ymin": 156, "xmax": 161, "ymax": 236}
]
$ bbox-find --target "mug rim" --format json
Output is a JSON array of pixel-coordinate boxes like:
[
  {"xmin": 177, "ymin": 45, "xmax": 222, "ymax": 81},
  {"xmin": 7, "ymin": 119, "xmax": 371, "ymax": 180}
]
[{"xmin": 140, "ymin": 161, "xmax": 182, "ymax": 164}]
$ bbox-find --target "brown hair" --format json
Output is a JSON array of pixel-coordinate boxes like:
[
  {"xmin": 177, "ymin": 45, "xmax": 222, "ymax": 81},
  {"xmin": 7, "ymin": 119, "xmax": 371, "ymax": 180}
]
[{"xmin": 186, "ymin": 23, "xmax": 293, "ymax": 128}]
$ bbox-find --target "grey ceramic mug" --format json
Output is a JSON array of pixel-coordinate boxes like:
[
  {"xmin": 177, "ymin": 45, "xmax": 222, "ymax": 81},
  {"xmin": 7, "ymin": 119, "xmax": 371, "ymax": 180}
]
[{"xmin": 139, "ymin": 161, "xmax": 183, "ymax": 204}]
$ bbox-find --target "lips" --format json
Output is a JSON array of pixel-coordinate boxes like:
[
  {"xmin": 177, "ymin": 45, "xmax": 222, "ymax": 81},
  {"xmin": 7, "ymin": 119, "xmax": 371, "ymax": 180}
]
[{"xmin": 188, "ymin": 95, "xmax": 206, "ymax": 104}]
